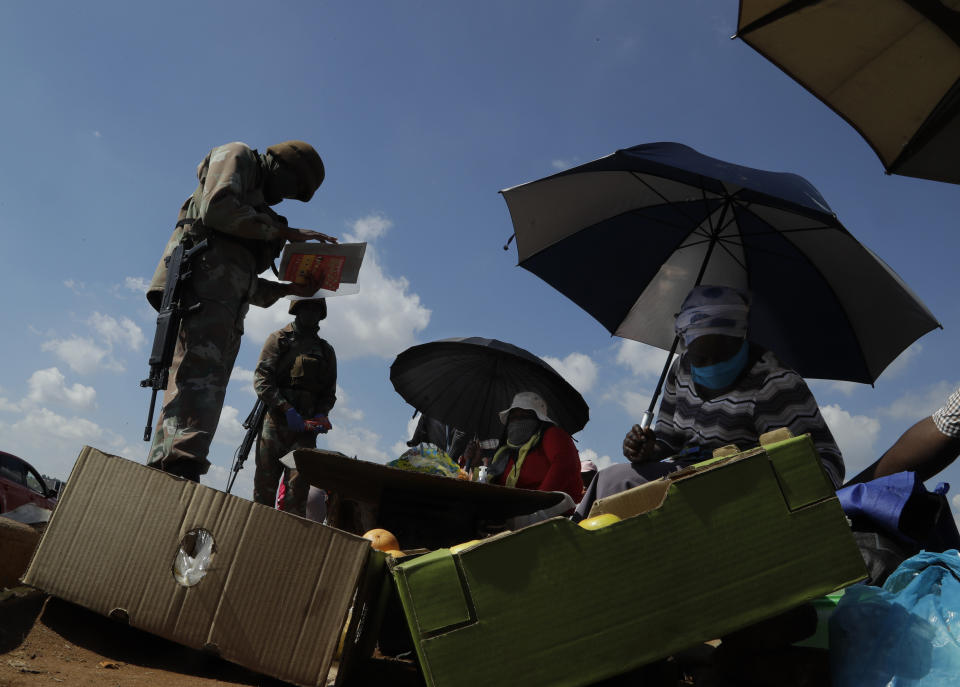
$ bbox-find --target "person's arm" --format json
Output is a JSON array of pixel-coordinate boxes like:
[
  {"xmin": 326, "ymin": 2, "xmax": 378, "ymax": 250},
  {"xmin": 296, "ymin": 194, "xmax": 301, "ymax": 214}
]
[
  {"xmin": 537, "ymin": 427, "xmax": 585, "ymax": 502},
  {"xmin": 253, "ymin": 332, "xmax": 290, "ymax": 412},
  {"xmin": 872, "ymin": 416, "xmax": 960, "ymax": 482},
  {"xmin": 248, "ymin": 279, "xmax": 319, "ymax": 308},
  {"xmin": 624, "ymin": 360, "xmax": 681, "ymax": 462},
  {"xmin": 197, "ymin": 143, "xmax": 335, "ymax": 243},
  {"xmin": 196, "ymin": 143, "xmax": 286, "ymax": 241}
]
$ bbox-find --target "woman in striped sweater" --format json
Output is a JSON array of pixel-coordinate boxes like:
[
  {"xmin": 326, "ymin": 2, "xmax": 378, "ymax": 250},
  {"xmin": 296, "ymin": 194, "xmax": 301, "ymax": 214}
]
[{"xmin": 575, "ymin": 285, "xmax": 844, "ymax": 519}]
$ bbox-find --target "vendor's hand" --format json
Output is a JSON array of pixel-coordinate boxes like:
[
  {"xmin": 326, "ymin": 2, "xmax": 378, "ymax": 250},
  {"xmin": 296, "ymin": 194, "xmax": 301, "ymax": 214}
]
[
  {"xmin": 283, "ymin": 226, "xmax": 338, "ymax": 244},
  {"xmin": 285, "ymin": 407, "xmax": 306, "ymax": 432},
  {"xmin": 623, "ymin": 424, "xmax": 657, "ymax": 462}
]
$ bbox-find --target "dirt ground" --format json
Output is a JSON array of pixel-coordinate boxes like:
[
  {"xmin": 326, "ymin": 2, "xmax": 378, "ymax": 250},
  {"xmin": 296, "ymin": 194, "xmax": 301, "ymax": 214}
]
[{"xmin": 0, "ymin": 588, "xmax": 422, "ymax": 687}]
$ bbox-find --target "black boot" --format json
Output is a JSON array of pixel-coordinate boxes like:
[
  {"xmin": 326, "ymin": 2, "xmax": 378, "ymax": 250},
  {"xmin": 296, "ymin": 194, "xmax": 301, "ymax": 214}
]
[{"xmin": 163, "ymin": 460, "xmax": 201, "ymax": 483}]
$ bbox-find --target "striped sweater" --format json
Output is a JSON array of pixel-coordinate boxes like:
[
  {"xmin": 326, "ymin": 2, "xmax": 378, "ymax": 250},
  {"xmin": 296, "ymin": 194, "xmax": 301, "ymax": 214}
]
[{"xmin": 655, "ymin": 345, "xmax": 844, "ymax": 487}]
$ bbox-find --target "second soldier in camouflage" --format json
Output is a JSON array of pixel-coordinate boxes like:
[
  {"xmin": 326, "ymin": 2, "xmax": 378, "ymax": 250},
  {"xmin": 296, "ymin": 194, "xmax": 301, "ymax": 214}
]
[{"xmin": 253, "ymin": 298, "xmax": 337, "ymax": 515}]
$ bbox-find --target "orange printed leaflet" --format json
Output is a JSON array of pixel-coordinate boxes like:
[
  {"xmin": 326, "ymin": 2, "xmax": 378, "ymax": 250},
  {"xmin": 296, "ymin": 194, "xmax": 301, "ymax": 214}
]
[{"xmin": 283, "ymin": 253, "xmax": 347, "ymax": 290}]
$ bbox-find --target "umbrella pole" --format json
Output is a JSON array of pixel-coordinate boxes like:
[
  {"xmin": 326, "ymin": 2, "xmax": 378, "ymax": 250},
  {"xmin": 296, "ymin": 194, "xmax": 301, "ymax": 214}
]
[
  {"xmin": 641, "ymin": 335, "xmax": 681, "ymax": 430},
  {"xmin": 640, "ymin": 205, "xmax": 728, "ymax": 429}
]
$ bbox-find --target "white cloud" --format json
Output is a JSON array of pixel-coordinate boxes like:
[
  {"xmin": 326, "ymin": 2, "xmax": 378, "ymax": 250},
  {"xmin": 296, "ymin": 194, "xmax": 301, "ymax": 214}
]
[
  {"xmin": 0, "ymin": 406, "xmax": 141, "ymax": 479},
  {"xmin": 603, "ymin": 382, "xmax": 655, "ymax": 423},
  {"xmin": 230, "ymin": 367, "xmax": 256, "ymax": 394},
  {"xmin": 63, "ymin": 279, "xmax": 85, "ymax": 294},
  {"xmin": 820, "ymin": 404, "xmax": 881, "ymax": 478},
  {"xmin": 809, "ymin": 380, "xmax": 862, "ymax": 398},
  {"xmin": 333, "ymin": 384, "xmax": 364, "ymax": 422},
  {"xmin": 615, "ymin": 340, "xmax": 672, "ymax": 378},
  {"xmin": 12, "ymin": 408, "xmax": 103, "ymax": 443},
  {"xmin": 551, "ymin": 158, "xmax": 579, "ymax": 170},
  {"xmin": 41, "ymin": 336, "xmax": 120, "ymax": 375},
  {"xmin": 25, "ymin": 367, "xmax": 96, "ymax": 409},
  {"xmin": 204, "ymin": 462, "xmax": 253, "ymax": 500},
  {"xmin": 344, "ymin": 214, "xmax": 392, "ymax": 243},
  {"xmin": 880, "ymin": 381, "xmax": 959, "ymax": 421},
  {"xmin": 245, "ymin": 214, "xmax": 431, "ymax": 359},
  {"xmin": 541, "ymin": 352, "xmax": 598, "ymax": 394},
  {"xmin": 89, "ymin": 312, "xmax": 145, "ymax": 350},
  {"xmin": 391, "ymin": 415, "xmax": 421, "ymax": 457},
  {"xmin": 325, "ymin": 424, "xmax": 390, "ymax": 463},
  {"xmin": 578, "ymin": 448, "xmax": 614, "ymax": 471},
  {"xmin": 0, "ymin": 397, "xmax": 20, "ymax": 412},
  {"xmin": 124, "ymin": 276, "xmax": 150, "ymax": 294},
  {"xmin": 213, "ymin": 405, "xmax": 247, "ymax": 448},
  {"xmin": 879, "ymin": 343, "xmax": 922, "ymax": 380}
]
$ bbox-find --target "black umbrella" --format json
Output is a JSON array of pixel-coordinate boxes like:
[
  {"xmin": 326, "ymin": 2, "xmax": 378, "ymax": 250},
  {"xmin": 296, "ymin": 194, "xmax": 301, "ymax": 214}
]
[
  {"xmin": 390, "ymin": 337, "xmax": 590, "ymax": 440},
  {"xmin": 737, "ymin": 0, "xmax": 960, "ymax": 185},
  {"xmin": 501, "ymin": 142, "xmax": 939, "ymax": 424}
]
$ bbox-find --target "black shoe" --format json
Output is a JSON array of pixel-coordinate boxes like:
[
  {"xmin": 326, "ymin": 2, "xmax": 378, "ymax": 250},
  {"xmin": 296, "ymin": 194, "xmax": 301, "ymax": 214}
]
[{"xmin": 163, "ymin": 460, "xmax": 201, "ymax": 483}]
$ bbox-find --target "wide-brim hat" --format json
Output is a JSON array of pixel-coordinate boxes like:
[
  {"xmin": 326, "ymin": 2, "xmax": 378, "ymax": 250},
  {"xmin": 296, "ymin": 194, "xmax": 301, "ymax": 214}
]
[
  {"xmin": 288, "ymin": 297, "xmax": 327, "ymax": 318},
  {"xmin": 498, "ymin": 391, "xmax": 554, "ymax": 425}
]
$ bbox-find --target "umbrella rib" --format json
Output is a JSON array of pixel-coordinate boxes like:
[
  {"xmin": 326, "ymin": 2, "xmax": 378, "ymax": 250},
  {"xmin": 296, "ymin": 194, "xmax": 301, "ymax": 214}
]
[
  {"xmin": 731, "ymin": 205, "xmax": 874, "ymax": 381},
  {"xmin": 628, "ymin": 171, "xmax": 715, "ymax": 227},
  {"xmin": 711, "ymin": 237, "xmax": 749, "ymax": 273}
]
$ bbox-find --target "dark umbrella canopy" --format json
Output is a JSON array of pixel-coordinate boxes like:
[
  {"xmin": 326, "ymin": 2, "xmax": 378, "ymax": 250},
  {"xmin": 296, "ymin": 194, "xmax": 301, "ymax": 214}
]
[
  {"xmin": 390, "ymin": 337, "xmax": 590, "ymax": 440},
  {"xmin": 737, "ymin": 0, "xmax": 960, "ymax": 185},
  {"xmin": 501, "ymin": 142, "xmax": 940, "ymax": 385}
]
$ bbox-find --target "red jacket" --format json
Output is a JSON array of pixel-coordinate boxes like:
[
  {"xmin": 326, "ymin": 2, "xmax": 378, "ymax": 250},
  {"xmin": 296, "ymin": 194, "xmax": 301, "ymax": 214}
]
[{"xmin": 493, "ymin": 425, "xmax": 583, "ymax": 503}]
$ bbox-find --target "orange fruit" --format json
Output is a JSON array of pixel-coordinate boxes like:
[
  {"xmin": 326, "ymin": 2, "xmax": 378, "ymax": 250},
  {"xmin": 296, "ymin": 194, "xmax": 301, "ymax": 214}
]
[{"xmin": 362, "ymin": 528, "xmax": 400, "ymax": 552}]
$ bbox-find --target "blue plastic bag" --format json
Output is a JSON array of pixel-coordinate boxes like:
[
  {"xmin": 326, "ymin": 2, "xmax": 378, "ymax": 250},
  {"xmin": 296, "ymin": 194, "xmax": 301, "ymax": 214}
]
[{"xmin": 830, "ymin": 550, "xmax": 960, "ymax": 686}]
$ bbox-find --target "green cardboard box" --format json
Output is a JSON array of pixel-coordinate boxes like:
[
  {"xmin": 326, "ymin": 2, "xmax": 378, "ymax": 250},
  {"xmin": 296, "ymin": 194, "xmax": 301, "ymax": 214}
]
[{"xmin": 389, "ymin": 434, "xmax": 867, "ymax": 687}]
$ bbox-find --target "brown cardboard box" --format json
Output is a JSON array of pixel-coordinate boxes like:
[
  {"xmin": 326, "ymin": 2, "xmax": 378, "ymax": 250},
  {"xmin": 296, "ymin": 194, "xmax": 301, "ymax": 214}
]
[
  {"xmin": 286, "ymin": 448, "xmax": 565, "ymax": 549},
  {"xmin": 0, "ymin": 516, "xmax": 40, "ymax": 588},
  {"xmin": 22, "ymin": 446, "xmax": 387, "ymax": 687}
]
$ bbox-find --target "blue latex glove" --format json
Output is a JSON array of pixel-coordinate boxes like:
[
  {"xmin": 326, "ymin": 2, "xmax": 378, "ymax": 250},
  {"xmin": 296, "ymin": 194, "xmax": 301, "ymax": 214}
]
[
  {"xmin": 308, "ymin": 415, "xmax": 332, "ymax": 434},
  {"xmin": 285, "ymin": 407, "xmax": 305, "ymax": 432}
]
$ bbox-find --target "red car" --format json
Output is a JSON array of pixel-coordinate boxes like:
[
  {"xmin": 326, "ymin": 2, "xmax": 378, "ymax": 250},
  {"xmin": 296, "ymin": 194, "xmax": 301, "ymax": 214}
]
[{"xmin": 0, "ymin": 451, "xmax": 58, "ymax": 513}]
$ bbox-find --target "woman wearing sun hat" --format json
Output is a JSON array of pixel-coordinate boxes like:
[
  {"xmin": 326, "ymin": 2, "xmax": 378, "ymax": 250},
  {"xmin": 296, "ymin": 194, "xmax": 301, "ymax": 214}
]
[{"xmin": 467, "ymin": 390, "xmax": 583, "ymax": 503}]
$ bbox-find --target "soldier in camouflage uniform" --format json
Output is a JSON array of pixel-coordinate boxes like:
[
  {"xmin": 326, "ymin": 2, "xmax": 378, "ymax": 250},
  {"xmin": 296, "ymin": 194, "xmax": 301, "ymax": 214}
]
[
  {"xmin": 146, "ymin": 141, "xmax": 334, "ymax": 482},
  {"xmin": 253, "ymin": 298, "xmax": 337, "ymax": 515}
]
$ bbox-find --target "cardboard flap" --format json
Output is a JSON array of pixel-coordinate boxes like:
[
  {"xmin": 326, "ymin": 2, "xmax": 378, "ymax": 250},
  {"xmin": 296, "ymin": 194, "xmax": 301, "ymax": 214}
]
[
  {"xmin": 765, "ymin": 434, "xmax": 835, "ymax": 510},
  {"xmin": 393, "ymin": 550, "xmax": 473, "ymax": 636},
  {"xmin": 588, "ymin": 479, "xmax": 672, "ymax": 519}
]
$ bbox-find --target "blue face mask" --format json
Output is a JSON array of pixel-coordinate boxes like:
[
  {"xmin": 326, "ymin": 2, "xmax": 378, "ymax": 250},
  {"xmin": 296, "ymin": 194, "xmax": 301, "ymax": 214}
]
[{"xmin": 690, "ymin": 340, "xmax": 749, "ymax": 390}]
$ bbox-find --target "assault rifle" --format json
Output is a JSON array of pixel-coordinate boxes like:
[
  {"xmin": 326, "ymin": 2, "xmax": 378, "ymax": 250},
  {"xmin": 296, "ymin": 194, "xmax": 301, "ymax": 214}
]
[
  {"xmin": 140, "ymin": 237, "xmax": 208, "ymax": 442},
  {"xmin": 226, "ymin": 398, "xmax": 267, "ymax": 494}
]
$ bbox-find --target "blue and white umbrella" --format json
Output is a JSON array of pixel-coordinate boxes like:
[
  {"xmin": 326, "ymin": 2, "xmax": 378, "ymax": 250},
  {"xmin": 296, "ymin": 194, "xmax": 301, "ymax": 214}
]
[{"xmin": 502, "ymin": 142, "xmax": 939, "ymax": 420}]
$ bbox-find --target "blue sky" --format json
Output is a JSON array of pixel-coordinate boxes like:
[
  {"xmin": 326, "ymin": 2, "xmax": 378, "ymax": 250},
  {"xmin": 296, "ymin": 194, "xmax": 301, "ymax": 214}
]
[{"xmin": 1, "ymin": 1, "xmax": 958, "ymax": 523}]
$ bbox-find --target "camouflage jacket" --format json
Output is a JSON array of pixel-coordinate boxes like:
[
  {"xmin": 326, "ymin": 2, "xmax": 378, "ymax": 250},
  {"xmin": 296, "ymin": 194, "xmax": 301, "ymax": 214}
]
[
  {"xmin": 254, "ymin": 322, "xmax": 337, "ymax": 420},
  {"xmin": 147, "ymin": 142, "xmax": 289, "ymax": 310}
]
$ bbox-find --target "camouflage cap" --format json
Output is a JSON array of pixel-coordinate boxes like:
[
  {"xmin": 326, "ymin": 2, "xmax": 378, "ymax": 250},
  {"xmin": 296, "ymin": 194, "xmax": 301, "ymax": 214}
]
[
  {"xmin": 289, "ymin": 297, "xmax": 327, "ymax": 319},
  {"xmin": 266, "ymin": 140, "xmax": 325, "ymax": 202}
]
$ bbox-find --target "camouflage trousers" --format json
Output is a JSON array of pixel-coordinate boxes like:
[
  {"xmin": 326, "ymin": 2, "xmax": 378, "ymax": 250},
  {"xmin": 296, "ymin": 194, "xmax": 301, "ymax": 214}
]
[
  {"xmin": 253, "ymin": 414, "xmax": 317, "ymax": 516},
  {"xmin": 147, "ymin": 242, "xmax": 255, "ymax": 473}
]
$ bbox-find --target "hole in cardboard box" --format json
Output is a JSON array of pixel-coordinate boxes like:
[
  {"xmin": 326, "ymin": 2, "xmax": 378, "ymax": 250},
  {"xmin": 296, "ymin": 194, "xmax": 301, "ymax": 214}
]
[{"xmin": 172, "ymin": 528, "xmax": 216, "ymax": 587}]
